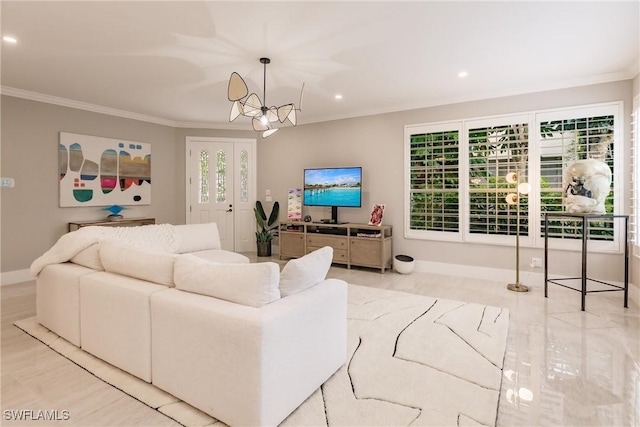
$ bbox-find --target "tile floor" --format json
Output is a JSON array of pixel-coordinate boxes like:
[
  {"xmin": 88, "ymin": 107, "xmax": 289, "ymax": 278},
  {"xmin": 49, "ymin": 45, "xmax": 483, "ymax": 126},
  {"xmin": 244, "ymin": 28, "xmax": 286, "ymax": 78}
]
[{"xmin": 2, "ymin": 256, "xmax": 639, "ymax": 426}]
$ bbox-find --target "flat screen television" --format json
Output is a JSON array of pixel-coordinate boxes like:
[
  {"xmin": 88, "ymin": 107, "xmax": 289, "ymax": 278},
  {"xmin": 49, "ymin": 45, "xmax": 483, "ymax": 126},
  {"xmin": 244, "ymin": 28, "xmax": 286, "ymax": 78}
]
[{"xmin": 303, "ymin": 167, "xmax": 362, "ymax": 224}]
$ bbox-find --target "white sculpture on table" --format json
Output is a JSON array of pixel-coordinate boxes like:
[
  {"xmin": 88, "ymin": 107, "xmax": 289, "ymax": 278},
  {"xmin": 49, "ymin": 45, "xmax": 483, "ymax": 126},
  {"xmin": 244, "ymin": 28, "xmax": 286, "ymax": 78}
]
[{"xmin": 564, "ymin": 159, "xmax": 612, "ymax": 213}]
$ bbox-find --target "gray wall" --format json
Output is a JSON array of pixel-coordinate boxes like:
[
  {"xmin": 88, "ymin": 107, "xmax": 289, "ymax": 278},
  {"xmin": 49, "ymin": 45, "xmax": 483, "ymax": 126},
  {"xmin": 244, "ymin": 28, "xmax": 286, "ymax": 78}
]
[
  {"xmin": 0, "ymin": 96, "xmax": 180, "ymax": 272},
  {"xmin": 632, "ymin": 74, "xmax": 640, "ymax": 293},
  {"xmin": 258, "ymin": 80, "xmax": 635, "ymax": 282},
  {"xmin": 1, "ymin": 79, "xmax": 636, "ymax": 285}
]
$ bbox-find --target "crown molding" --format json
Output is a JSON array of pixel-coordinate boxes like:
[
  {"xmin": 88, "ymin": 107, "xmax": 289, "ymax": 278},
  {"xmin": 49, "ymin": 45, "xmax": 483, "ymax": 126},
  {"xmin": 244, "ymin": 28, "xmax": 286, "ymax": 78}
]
[
  {"xmin": 0, "ymin": 86, "xmax": 253, "ymax": 130},
  {"xmin": 3, "ymin": 68, "xmax": 637, "ymax": 130},
  {"xmin": 0, "ymin": 86, "xmax": 180, "ymax": 127}
]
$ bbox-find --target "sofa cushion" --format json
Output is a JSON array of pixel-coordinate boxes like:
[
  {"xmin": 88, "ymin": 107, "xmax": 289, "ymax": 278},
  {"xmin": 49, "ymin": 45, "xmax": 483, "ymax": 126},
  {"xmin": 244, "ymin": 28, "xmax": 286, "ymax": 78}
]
[
  {"xmin": 189, "ymin": 249, "xmax": 250, "ymax": 264},
  {"xmin": 100, "ymin": 240, "xmax": 176, "ymax": 287},
  {"xmin": 279, "ymin": 246, "xmax": 333, "ymax": 297},
  {"xmin": 70, "ymin": 243, "xmax": 104, "ymax": 271},
  {"xmin": 174, "ymin": 223, "xmax": 221, "ymax": 253},
  {"xmin": 174, "ymin": 254, "xmax": 280, "ymax": 307},
  {"xmin": 80, "ymin": 272, "xmax": 169, "ymax": 382}
]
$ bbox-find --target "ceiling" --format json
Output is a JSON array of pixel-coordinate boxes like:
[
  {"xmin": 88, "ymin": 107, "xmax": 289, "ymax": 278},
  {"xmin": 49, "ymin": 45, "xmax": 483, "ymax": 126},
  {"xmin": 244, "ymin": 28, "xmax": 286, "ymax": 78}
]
[{"xmin": 1, "ymin": 1, "xmax": 638, "ymax": 129}]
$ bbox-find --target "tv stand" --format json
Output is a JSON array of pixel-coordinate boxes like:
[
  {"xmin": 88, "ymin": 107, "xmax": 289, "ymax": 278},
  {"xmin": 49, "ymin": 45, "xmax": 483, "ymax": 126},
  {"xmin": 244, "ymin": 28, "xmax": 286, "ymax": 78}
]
[
  {"xmin": 279, "ymin": 221, "xmax": 393, "ymax": 273},
  {"xmin": 314, "ymin": 220, "xmax": 348, "ymax": 225}
]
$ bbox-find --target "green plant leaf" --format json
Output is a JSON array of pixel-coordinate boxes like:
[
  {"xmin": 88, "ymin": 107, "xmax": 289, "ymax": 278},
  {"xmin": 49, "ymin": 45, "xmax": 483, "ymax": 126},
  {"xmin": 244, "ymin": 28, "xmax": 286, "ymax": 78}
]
[
  {"xmin": 267, "ymin": 201, "xmax": 280, "ymax": 227},
  {"xmin": 255, "ymin": 201, "xmax": 267, "ymax": 221},
  {"xmin": 254, "ymin": 208, "xmax": 266, "ymax": 230}
]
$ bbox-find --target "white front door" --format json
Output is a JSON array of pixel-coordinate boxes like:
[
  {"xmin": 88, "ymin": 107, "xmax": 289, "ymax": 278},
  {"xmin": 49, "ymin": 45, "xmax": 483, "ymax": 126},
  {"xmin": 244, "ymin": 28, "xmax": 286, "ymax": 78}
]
[{"xmin": 186, "ymin": 137, "xmax": 256, "ymax": 252}]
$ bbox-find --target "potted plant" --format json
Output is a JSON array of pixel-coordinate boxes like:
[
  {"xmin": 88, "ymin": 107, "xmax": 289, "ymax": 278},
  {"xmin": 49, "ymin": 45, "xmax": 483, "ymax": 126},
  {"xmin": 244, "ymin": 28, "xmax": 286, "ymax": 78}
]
[{"xmin": 254, "ymin": 200, "xmax": 280, "ymax": 257}]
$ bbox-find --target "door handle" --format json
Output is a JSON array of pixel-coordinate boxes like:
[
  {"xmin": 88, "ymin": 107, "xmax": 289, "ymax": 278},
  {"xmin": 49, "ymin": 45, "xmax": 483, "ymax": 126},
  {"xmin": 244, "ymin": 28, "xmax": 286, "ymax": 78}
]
[{"xmin": 226, "ymin": 204, "xmax": 233, "ymax": 213}]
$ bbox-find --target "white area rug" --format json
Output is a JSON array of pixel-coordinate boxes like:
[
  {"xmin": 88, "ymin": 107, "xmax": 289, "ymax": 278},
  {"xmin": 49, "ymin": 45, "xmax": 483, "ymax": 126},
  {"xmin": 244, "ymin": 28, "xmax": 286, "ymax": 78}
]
[{"xmin": 14, "ymin": 284, "xmax": 509, "ymax": 427}]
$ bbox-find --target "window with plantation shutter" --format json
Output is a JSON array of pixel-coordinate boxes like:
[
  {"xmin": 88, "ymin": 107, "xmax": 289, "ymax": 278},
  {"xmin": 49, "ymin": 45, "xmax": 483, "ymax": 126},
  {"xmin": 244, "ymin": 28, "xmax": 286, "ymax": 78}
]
[
  {"xmin": 468, "ymin": 121, "xmax": 529, "ymax": 239},
  {"xmin": 537, "ymin": 104, "xmax": 619, "ymax": 250},
  {"xmin": 405, "ymin": 102, "xmax": 622, "ymax": 252},
  {"xmin": 406, "ymin": 123, "xmax": 461, "ymax": 240}
]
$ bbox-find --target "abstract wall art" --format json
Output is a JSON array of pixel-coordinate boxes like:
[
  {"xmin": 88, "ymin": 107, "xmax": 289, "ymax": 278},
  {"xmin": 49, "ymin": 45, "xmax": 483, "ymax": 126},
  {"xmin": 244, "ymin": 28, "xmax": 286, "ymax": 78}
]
[{"xmin": 59, "ymin": 132, "xmax": 151, "ymax": 207}]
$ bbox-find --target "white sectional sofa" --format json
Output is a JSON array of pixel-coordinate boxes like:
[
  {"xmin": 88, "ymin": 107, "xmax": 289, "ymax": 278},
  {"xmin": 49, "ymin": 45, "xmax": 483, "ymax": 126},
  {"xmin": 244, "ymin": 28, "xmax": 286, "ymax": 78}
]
[{"xmin": 31, "ymin": 223, "xmax": 348, "ymax": 426}]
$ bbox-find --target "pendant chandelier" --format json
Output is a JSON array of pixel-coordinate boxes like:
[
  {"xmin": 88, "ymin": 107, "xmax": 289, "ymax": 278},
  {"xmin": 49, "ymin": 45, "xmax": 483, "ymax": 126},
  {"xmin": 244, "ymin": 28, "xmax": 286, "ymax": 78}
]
[{"xmin": 227, "ymin": 57, "xmax": 303, "ymax": 138}]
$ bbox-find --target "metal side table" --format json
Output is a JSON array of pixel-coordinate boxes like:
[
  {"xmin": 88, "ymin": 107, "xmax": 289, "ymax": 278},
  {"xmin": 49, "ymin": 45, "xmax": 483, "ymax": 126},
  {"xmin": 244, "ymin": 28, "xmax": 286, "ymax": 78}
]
[{"xmin": 544, "ymin": 212, "xmax": 629, "ymax": 311}]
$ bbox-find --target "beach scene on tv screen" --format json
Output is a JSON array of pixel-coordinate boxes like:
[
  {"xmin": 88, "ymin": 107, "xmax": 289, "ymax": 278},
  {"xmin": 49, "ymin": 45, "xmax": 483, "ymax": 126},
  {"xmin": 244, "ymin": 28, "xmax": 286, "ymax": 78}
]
[{"xmin": 304, "ymin": 168, "xmax": 361, "ymax": 207}]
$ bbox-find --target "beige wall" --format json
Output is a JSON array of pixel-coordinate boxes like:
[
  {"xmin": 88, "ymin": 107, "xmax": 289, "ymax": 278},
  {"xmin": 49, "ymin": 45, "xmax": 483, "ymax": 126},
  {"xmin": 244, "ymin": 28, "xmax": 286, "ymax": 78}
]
[
  {"xmin": 631, "ymin": 74, "xmax": 639, "ymax": 295},
  {"xmin": 259, "ymin": 80, "xmax": 634, "ymax": 282},
  {"xmin": 1, "ymin": 79, "xmax": 636, "ymax": 286},
  {"xmin": 0, "ymin": 96, "xmax": 181, "ymax": 272}
]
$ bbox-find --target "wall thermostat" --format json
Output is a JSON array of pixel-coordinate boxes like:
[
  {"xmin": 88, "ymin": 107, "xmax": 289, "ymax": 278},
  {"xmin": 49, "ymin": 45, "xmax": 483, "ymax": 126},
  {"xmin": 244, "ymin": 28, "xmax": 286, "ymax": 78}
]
[{"xmin": 1, "ymin": 177, "xmax": 15, "ymax": 188}]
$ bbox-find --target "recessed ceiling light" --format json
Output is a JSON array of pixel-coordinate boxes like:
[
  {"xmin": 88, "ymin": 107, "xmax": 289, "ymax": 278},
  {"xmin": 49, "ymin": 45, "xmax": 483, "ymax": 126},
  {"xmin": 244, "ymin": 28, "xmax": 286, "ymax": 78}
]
[
  {"xmin": 3, "ymin": 36, "xmax": 17, "ymax": 44},
  {"xmin": 458, "ymin": 71, "xmax": 468, "ymax": 78},
  {"xmin": 335, "ymin": 94, "xmax": 343, "ymax": 100}
]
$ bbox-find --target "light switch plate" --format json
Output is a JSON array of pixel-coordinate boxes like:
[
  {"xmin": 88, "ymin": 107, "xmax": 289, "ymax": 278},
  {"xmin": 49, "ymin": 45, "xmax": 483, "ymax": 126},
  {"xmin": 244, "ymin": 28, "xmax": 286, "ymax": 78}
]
[{"xmin": 1, "ymin": 177, "xmax": 15, "ymax": 188}]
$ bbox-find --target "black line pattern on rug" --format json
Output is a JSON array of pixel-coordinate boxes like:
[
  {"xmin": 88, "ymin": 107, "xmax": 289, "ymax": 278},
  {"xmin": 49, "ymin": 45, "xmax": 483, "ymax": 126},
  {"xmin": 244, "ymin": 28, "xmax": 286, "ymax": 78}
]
[
  {"xmin": 456, "ymin": 412, "xmax": 487, "ymax": 427},
  {"xmin": 352, "ymin": 294, "xmax": 425, "ymax": 306},
  {"xmin": 391, "ymin": 300, "xmax": 438, "ymax": 358},
  {"xmin": 477, "ymin": 306, "xmax": 492, "ymax": 337},
  {"xmin": 432, "ymin": 302, "xmax": 503, "ymax": 370},
  {"xmin": 436, "ymin": 323, "xmax": 502, "ymax": 371},
  {"xmin": 320, "ymin": 383, "xmax": 329, "ymax": 427},
  {"xmin": 433, "ymin": 301, "xmax": 467, "ymax": 323},
  {"xmin": 350, "ymin": 303, "xmax": 429, "ymax": 322},
  {"xmin": 391, "ymin": 301, "xmax": 501, "ymax": 391},
  {"xmin": 339, "ymin": 336, "xmax": 422, "ymax": 426},
  {"xmin": 396, "ymin": 351, "xmax": 499, "ymax": 392},
  {"xmin": 493, "ymin": 308, "xmax": 506, "ymax": 323}
]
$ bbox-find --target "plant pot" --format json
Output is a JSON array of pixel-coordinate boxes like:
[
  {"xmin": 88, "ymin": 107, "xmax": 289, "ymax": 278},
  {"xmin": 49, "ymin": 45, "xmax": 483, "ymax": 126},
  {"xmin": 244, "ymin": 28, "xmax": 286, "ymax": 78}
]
[
  {"xmin": 393, "ymin": 254, "xmax": 415, "ymax": 274},
  {"xmin": 256, "ymin": 241, "xmax": 272, "ymax": 257}
]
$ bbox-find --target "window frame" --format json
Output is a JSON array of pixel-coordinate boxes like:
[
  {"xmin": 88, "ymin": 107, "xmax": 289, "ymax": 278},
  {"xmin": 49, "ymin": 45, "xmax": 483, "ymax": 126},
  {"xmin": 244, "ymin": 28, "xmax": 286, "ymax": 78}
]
[
  {"xmin": 404, "ymin": 121, "xmax": 464, "ymax": 242},
  {"xmin": 404, "ymin": 101, "xmax": 625, "ymax": 254},
  {"xmin": 463, "ymin": 114, "xmax": 533, "ymax": 247}
]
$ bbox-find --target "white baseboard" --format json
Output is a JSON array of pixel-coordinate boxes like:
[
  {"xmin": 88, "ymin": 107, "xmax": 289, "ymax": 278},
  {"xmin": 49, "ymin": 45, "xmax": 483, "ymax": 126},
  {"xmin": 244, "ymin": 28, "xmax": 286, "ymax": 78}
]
[
  {"xmin": 413, "ymin": 260, "xmax": 544, "ymax": 286},
  {"xmin": 1, "ymin": 269, "xmax": 33, "ymax": 286},
  {"xmin": 414, "ymin": 260, "xmax": 639, "ymax": 307},
  {"xmin": 3, "ymin": 261, "xmax": 637, "ymax": 306}
]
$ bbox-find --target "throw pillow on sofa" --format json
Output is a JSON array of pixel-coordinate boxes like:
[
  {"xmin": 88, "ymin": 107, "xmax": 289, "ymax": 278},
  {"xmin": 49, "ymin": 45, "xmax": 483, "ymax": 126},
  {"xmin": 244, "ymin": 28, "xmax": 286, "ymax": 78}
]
[
  {"xmin": 279, "ymin": 246, "xmax": 333, "ymax": 297},
  {"xmin": 100, "ymin": 240, "xmax": 176, "ymax": 287},
  {"xmin": 173, "ymin": 223, "xmax": 222, "ymax": 253},
  {"xmin": 173, "ymin": 254, "xmax": 281, "ymax": 307},
  {"xmin": 70, "ymin": 243, "xmax": 104, "ymax": 271}
]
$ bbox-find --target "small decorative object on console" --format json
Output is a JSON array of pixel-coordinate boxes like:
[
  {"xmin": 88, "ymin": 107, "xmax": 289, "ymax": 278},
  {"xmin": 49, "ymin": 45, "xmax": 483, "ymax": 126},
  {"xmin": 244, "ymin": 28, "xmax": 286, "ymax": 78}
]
[
  {"xmin": 287, "ymin": 188, "xmax": 302, "ymax": 220},
  {"xmin": 368, "ymin": 204, "xmax": 385, "ymax": 226},
  {"xmin": 563, "ymin": 159, "xmax": 611, "ymax": 214},
  {"xmin": 103, "ymin": 204, "xmax": 126, "ymax": 220}
]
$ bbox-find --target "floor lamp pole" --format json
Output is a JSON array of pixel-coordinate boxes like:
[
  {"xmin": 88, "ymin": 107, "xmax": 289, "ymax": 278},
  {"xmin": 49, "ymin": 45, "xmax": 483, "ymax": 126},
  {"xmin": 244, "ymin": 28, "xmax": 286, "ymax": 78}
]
[{"xmin": 508, "ymin": 182, "xmax": 529, "ymax": 292}]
